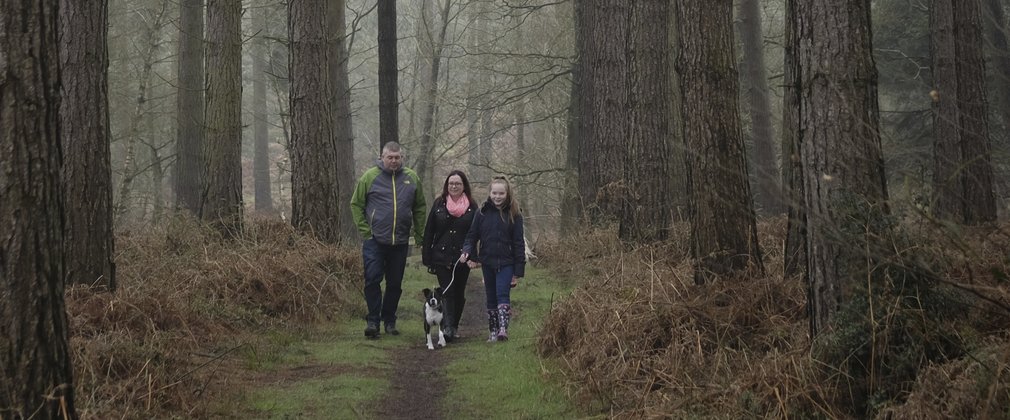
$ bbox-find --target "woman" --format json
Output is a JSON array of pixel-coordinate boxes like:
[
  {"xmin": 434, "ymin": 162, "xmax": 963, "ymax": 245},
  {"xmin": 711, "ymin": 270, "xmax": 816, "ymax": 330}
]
[
  {"xmin": 459, "ymin": 176, "xmax": 526, "ymax": 342},
  {"xmin": 421, "ymin": 170, "xmax": 478, "ymax": 341}
]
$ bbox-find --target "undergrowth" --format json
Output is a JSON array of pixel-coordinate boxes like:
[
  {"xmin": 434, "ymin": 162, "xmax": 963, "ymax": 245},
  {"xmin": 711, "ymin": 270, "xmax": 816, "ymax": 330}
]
[
  {"xmin": 535, "ymin": 216, "xmax": 1010, "ymax": 418},
  {"xmin": 68, "ymin": 216, "xmax": 360, "ymax": 418}
]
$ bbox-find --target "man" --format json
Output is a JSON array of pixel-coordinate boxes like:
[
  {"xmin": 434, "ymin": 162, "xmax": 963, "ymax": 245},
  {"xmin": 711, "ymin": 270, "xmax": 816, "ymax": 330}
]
[{"xmin": 350, "ymin": 142, "xmax": 427, "ymax": 338}]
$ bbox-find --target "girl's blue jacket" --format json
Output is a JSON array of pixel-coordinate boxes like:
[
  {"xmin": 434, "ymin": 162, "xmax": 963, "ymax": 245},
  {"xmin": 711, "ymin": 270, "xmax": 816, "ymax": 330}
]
[{"xmin": 462, "ymin": 199, "xmax": 526, "ymax": 277}]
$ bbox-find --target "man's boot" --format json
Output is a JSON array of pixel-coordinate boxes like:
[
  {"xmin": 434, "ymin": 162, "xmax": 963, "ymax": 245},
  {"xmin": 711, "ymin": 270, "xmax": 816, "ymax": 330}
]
[
  {"xmin": 487, "ymin": 309, "xmax": 499, "ymax": 342},
  {"xmin": 496, "ymin": 304, "xmax": 511, "ymax": 341},
  {"xmin": 364, "ymin": 321, "xmax": 380, "ymax": 339}
]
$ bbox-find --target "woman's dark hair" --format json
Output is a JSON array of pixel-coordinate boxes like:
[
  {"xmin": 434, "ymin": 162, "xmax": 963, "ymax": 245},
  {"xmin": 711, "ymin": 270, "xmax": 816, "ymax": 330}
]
[{"xmin": 439, "ymin": 170, "xmax": 474, "ymax": 203}]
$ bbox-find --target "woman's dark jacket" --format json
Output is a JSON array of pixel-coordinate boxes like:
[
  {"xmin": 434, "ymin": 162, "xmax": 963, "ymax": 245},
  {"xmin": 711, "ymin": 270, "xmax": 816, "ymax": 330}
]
[
  {"xmin": 462, "ymin": 199, "xmax": 526, "ymax": 277},
  {"xmin": 422, "ymin": 196, "xmax": 478, "ymax": 268}
]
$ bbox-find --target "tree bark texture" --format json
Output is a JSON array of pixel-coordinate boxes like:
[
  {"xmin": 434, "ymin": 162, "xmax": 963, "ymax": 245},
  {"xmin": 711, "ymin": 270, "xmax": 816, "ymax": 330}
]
[
  {"xmin": 984, "ymin": 0, "xmax": 1010, "ymax": 139},
  {"xmin": 330, "ymin": 0, "xmax": 358, "ymax": 241},
  {"xmin": 782, "ymin": 0, "xmax": 805, "ymax": 278},
  {"xmin": 667, "ymin": 2, "xmax": 688, "ymax": 222},
  {"xmin": 175, "ymin": 0, "xmax": 205, "ymax": 215},
  {"xmin": 253, "ymin": 2, "xmax": 274, "ymax": 214},
  {"xmin": 619, "ymin": 0, "xmax": 673, "ymax": 242},
  {"xmin": 202, "ymin": 0, "xmax": 244, "ymax": 237},
  {"xmin": 0, "ymin": 1, "xmax": 78, "ymax": 417},
  {"xmin": 738, "ymin": 0, "xmax": 782, "ymax": 215},
  {"xmin": 378, "ymin": 0, "xmax": 399, "ymax": 152},
  {"xmin": 796, "ymin": 0, "xmax": 889, "ymax": 337},
  {"xmin": 59, "ymin": 0, "xmax": 117, "ymax": 290},
  {"xmin": 560, "ymin": 58, "xmax": 583, "ymax": 234},
  {"xmin": 675, "ymin": 0, "xmax": 763, "ymax": 283},
  {"xmin": 290, "ymin": 0, "xmax": 342, "ymax": 244},
  {"xmin": 579, "ymin": 0, "xmax": 628, "ymax": 221},
  {"xmin": 931, "ymin": 0, "xmax": 997, "ymax": 224}
]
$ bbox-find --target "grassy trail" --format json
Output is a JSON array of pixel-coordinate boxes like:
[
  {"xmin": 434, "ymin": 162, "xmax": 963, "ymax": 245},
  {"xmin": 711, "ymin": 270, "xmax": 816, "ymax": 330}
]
[{"xmin": 211, "ymin": 259, "xmax": 583, "ymax": 419}]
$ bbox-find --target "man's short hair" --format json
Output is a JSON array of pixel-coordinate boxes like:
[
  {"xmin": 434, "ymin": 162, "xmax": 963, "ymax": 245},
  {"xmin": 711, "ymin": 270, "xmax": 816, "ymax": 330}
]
[{"xmin": 382, "ymin": 142, "xmax": 402, "ymax": 155}]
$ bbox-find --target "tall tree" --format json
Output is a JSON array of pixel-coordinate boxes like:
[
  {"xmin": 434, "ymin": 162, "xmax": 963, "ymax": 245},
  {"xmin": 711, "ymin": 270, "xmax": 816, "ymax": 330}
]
[
  {"xmin": 579, "ymin": 0, "xmax": 628, "ymax": 221},
  {"xmin": 781, "ymin": 0, "xmax": 805, "ymax": 277},
  {"xmin": 60, "ymin": 0, "xmax": 117, "ymax": 290},
  {"xmin": 620, "ymin": 0, "xmax": 673, "ymax": 242},
  {"xmin": 984, "ymin": 0, "xmax": 1010, "ymax": 137},
  {"xmin": 330, "ymin": 0, "xmax": 357, "ymax": 240},
  {"xmin": 675, "ymin": 0, "xmax": 763, "ymax": 283},
  {"xmin": 738, "ymin": 0, "xmax": 781, "ymax": 215},
  {"xmin": 201, "ymin": 0, "xmax": 244, "ymax": 236},
  {"xmin": 378, "ymin": 0, "xmax": 399, "ymax": 152},
  {"xmin": 290, "ymin": 0, "xmax": 342, "ymax": 243},
  {"xmin": 253, "ymin": 1, "xmax": 274, "ymax": 214},
  {"xmin": 175, "ymin": 0, "xmax": 205, "ymax": 215},
  {"xmin": 0, "ymin": 0, "xmax": 78, "ymax": 417},
  {"xmin": 115, "ymin": 5, "xmax": 169, "ymax": 221},
  {"xmin": 931, "ymin": 0, "xmax": 997, "ymax": 224},
  {"xmin": 415, "ymin": 0, "xmax": 453, "ymax": 186},
  {"xmin": 560, "ymin": 0, "xmax": 584, "ymax": 233},
  {"xmin": 796, "ymin": 0, "xmax": 889, "ymax": 337}
]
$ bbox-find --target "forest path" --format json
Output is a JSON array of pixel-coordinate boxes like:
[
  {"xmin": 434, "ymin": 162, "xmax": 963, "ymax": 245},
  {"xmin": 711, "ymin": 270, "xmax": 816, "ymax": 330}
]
[{"xmin": 208, "ymin": 260, "xmax": 581, "ymax": 419}]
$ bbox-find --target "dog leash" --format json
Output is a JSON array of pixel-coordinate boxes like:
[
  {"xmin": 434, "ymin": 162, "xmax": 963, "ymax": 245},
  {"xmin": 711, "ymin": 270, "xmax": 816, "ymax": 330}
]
[{"xmin": 442, "ymin": 258, "xmax": 461, "ymax": 294}]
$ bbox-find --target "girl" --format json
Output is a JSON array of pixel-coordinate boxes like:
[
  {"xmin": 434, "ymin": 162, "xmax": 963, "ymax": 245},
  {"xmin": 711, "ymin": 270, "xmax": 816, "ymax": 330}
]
[
  {"xmin": 459, "ymin": 176, "xmax": 526, "ymax": 342},
  {"xmin": 421, "ymin": 170, "xmax": 477, "ymax": 341}
]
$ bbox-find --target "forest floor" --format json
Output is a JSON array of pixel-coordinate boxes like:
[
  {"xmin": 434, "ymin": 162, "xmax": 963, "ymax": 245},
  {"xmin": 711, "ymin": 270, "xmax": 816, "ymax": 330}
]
[{"xmin": 199, "ymin": 258, "xmax": 584, "ymax": 419}]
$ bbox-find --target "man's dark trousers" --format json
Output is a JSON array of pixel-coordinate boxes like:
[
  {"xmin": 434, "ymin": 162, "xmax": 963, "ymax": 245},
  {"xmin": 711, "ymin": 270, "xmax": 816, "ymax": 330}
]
[{"xmin": 362, "ymin": 238, "xmax": 409, "ymax": 325}]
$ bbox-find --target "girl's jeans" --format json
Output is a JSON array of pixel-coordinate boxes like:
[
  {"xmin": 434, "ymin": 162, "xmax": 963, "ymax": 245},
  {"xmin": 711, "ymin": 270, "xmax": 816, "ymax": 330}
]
[{"xmin": 482, "ymin": 264, "xmax": 514, "ymax": 309}]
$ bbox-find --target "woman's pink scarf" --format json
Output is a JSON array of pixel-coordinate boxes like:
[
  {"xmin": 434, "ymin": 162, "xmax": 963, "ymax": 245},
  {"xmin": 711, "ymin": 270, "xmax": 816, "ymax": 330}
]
[{"xmin": 446, "ymin": 194, "xmax": 469, "ymax": 217}]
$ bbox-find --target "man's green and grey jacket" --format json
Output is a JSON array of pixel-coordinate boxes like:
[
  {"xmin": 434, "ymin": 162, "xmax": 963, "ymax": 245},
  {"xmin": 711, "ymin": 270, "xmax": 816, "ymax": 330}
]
[{"xmin": 350, "ymin": 161, "xmax": 427, "ymax": 245}]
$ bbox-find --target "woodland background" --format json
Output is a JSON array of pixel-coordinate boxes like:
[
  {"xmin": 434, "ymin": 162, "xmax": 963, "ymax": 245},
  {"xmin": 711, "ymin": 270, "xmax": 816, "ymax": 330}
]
[{"xmin": 4, "ymin": 0, "xmax": 1010, "ymax": 418}]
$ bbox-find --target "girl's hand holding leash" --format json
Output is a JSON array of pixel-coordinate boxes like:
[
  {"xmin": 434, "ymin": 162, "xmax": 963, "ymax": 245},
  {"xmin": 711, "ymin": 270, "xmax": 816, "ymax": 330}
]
[{"xmin": 458, "ymin": 253, "xmax": 468, "ymax": 263}]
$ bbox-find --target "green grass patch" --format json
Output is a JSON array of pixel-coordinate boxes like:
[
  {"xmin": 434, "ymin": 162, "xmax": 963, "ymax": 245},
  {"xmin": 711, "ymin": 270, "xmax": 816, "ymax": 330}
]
[
  {"xmin": 246, "ymin": 374, "xmax": 385, "ymax": 418},
  {"xmin": 235, "ymin": 319, "xmax": 393, "ymax": 418},
  {"xmin": 443, "ymin": 267, "xmax": 586, "ymax": 419}
]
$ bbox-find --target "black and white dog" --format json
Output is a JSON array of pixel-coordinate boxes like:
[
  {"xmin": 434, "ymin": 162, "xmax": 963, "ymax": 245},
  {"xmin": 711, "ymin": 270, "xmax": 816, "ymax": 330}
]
[{"xmin": 422, "ymin": 287, "xmax": 447, "ymax": 350}]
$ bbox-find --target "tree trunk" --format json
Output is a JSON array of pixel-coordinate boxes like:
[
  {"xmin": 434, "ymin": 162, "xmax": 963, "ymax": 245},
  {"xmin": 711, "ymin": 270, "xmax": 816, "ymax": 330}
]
[
  {"xmin": 984, "ymin": 0, "xmax": 1010, "ymax": 139},
  {"xmin": 668, "ymin": 2, "xmax": 688, "ymax": 222},
  {"xmin": 796, "ymin": 0, "xmax": 889, "ymax": 337},
  {"xmin": 580, "ymin": 0, "xmax": 628, "ymax": 221},
  {"xmin": 59, "ymin": 0, "xmax": 117, "ymax": 290},
  {"xmin": 330, "ymin": 0, "xmax": 358, "ymax": 241},
  {"xmin": 782, "ymin": 0, "xmax": 805, "ymax": 278},
  {"xmin": 620, "ymin": 0, "xmax": 673, "ymax": 243},
  {"xmin": 560, "ymin": 61, "xmax": 583, "ymax": 233},
  {"xmin": 0, "ymin": 1, "xmax": 78, "ymax": 417},
  {"xmin": 290, "ymin": 0, "xmax": 342, "ymax": 243},
  {"xmin": 116, "ymin": 4, "xmax": 168, "ymax": 221},
  {"xmin": 149, "ymin": 142, "xmax": 166, "ymax": 223},
  {"xmin": 738, "ymin": 0, "xmax": 782, "ymax": 215},
  {"xmin": 378, "ymin": 0, "xmax": 399, "ymax": 152},
  {"xmin": 675, "ymin": 0, "xmax": 763, "ymax": 283},
  {"xmin": 174, "ymin": 0, "xmax": 205, "ymax": 215},
  {"xmin": 201, "ymin": 0, "xmax": 244, "ymax": 237},
  {"xmin": 253, "ymin": 2, "xmax": 274, "ymax": 214},
  {"xmin": 416, "ymin": 0, "xmax": 453, "ymax": 187},
  {"xmin": 931, "ymin": 0, "xmax": 997, "ymax": 224}
]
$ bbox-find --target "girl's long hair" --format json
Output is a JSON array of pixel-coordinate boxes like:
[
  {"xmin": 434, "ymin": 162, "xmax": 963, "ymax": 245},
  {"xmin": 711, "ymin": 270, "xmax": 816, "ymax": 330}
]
[
  {"xmin": 489, "ymin": 176, "xmax": 521, "ymax": 224},
  {"xmin": 439, "ymin": 170, "xmax": 474, "ymax": 203}
]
